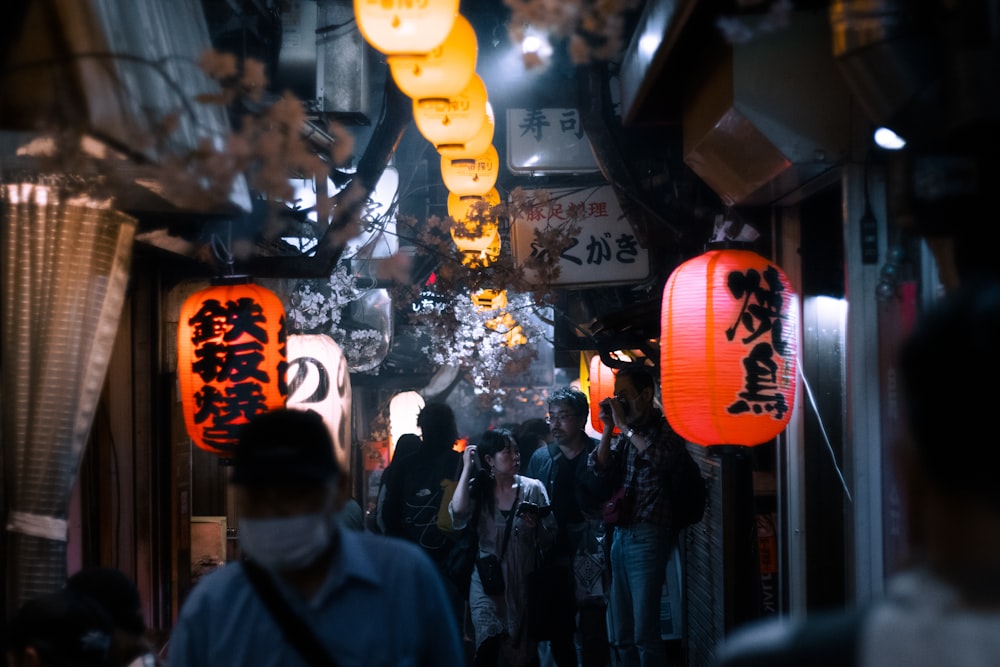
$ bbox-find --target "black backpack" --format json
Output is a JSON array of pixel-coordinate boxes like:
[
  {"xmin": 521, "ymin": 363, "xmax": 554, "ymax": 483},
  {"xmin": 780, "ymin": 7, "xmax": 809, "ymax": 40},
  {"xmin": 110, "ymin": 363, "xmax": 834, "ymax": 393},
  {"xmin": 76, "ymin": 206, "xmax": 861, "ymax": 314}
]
[
  {"xmin": 390, "ymin": 449, "xmax": 461, "ymax": 558},
  {"xmin": 669, "ymin": 444, "xmax": 707, "ymax": 529}
]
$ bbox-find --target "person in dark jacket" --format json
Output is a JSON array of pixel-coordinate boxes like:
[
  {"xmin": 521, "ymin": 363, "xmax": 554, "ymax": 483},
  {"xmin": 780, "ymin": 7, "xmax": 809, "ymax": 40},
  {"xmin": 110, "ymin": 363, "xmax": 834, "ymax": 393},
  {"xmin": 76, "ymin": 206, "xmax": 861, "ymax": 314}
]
[
  {"xmin": 379, "ymin": 402, "xmax": 465, "ymax": 629},
  {"xmin": 525, "ymin": 386, "xmax": 609, "ymax": 667}
]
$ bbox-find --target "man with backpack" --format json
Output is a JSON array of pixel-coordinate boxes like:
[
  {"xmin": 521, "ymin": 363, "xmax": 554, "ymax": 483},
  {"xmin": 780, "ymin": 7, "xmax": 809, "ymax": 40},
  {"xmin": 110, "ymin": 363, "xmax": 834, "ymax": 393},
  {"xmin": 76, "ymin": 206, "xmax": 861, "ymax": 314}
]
[
  {"xmin": 379, "ymin": 401, "xmax": 465, "ymax": 629},
  {"xmin": 591, "ymin": 363, "xmax": 693, "ymax": 667}
]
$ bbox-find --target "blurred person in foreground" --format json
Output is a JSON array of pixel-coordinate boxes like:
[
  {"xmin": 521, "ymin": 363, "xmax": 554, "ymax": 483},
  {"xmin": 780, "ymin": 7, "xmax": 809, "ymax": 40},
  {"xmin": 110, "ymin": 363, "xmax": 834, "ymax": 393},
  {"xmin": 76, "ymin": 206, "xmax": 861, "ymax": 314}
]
[
  {"xmin": 4, "ymin": 588, "xmax": 114, "ymax": 667},
  {"xmin": 66, "ymin": 567, "xmax": 160, "ymax": 667},
  {"xmin": 167, "ymin": 408, "xmax": 463, "ymax": 667},
  {"xmin": 715, "ymin": 279, "xmax": 1000, "ymax": 666}
]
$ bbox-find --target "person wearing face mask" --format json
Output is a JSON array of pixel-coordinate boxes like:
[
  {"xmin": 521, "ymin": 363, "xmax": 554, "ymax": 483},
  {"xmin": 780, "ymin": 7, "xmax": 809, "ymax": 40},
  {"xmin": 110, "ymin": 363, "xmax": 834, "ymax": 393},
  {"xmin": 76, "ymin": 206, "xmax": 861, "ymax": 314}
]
[
  {"xmin": 166, "ymin": 408, "xmax": 464, "ymax": 667},
  {"xmin": 590, "ymin": 363, "xmax": 687, "ymax": 667}
]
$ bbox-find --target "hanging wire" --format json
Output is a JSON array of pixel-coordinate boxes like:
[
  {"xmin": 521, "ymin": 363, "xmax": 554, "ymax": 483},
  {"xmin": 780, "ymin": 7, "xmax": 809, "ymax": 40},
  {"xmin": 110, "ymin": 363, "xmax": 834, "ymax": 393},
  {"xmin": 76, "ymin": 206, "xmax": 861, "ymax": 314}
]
[
  {"xmin": 798, "ymin": 365, "xmax": 854, "ymax": 503},
  {"xmin": 210, "ymin": 225, "xmax": 235, "ymax": 276}
]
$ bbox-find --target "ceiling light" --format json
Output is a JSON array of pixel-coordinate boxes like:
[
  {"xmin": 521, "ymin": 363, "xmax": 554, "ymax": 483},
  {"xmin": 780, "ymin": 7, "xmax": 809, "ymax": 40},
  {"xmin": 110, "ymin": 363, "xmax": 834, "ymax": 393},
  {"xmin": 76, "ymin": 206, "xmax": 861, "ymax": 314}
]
[{"xmin": 873, "ymin": 126, "xmax": 906, "ymax": 150}]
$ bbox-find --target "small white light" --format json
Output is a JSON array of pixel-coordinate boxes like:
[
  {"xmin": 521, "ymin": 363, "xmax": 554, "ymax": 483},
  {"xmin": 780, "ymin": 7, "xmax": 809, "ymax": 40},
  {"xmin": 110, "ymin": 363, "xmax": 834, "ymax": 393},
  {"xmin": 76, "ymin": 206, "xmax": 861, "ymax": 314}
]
[
  {"xmin": 874, "ymin": 126, "xmax": 906, "ymax": 150},
  {"xmin": 520, "ymin": 25, "xmax": 553, "ymax": 60}
]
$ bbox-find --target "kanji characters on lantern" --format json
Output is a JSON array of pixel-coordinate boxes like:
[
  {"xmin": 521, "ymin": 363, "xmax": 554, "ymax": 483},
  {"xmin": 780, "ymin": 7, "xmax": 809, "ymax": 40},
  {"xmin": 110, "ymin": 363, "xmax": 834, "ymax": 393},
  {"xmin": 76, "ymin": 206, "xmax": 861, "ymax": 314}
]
[{"xmin": 177, "ymin": 278, "xmax": 287, "ymax": 456}]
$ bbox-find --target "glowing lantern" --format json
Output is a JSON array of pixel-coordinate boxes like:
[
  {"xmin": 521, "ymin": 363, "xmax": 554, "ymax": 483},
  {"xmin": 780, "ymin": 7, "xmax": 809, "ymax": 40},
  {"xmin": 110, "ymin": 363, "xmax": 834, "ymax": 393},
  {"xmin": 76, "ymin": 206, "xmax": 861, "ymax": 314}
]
[
  {"xmin": 441, "ymin": 144, "xmax": 499, "ymax": 196},
  {"xmin": 588, "ymin": 355, "xmax": 619, "ymax": 434},
  {"xmin": 486, "ymin": 311, "xmax": 527, "ymax": 348},
  {"xmin": 389, "ymin": 14, "xmax": 477, "ymax": 99},
  {"xmin": 660, "ymin": 247, "xmax": 799, "ymax": 446},
  {"xmin": 459, "ymin": 230, "xmax": 501, "ymax": 268},
  {"xmin": 448, "ymin": 188, "xmax": 500, "ymax": 253},
  {"xmin": 471, "ymin": 288, "xmax": 507, "ymax": 311},
  {"xmin": 286, "ymin": 334, "xmax": 352, "ymax": 470},
  {"xmin": 413, "ymin": 74, "xmax": 488, "ymax": 150},
  {"xmin": 389, "ymin": 391, "xmax": 425, "ymax": 459},
  {"xmin": 354, "ymin": 0, "xmax": 458, "ymax": 56},
  {"xmin": 437, "ymin": 102, "xmax": 495, "ymax": 159},
  {"xmin": 177, "ymin": 277, "xmax": 288, "ymax": 456}
]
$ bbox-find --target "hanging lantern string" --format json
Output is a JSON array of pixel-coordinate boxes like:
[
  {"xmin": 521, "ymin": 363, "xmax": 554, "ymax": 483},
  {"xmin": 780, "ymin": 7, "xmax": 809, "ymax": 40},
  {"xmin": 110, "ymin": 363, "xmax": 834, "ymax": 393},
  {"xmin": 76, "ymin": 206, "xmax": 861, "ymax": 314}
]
[
  {"xmin": 798, "ymin": 363, "xmax": 853, "ymax": 502},
  {"xmin": 210, "ymin": 232, "xmax": 235, "ymax": 276}
]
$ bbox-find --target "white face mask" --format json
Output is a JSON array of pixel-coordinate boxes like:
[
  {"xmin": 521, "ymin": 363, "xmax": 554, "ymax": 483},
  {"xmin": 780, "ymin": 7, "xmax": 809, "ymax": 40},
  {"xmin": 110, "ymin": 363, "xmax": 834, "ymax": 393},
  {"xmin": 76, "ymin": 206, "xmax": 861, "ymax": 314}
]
[{"xmin": 239, "ymin": 512, "xmax": 336, "ymax": 572}]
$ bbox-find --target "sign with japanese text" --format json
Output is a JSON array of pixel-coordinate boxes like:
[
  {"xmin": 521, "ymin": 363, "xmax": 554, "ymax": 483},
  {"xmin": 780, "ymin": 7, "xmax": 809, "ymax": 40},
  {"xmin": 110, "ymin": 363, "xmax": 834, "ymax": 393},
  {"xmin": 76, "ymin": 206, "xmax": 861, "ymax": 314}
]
[
  {"xmin": 660, "ymin": 249, "xmax": 799, "ymax": 447},
  {"xmin": 506, "ymin": 108, "xmax": 599, "ymax": 174},
  {"xmin": 509, "ymin": 185, "xmax": 650, "ymax": 286},
  {"xmin": 177, "ymin": 279, "xmax": 288, "ymax": 456}
]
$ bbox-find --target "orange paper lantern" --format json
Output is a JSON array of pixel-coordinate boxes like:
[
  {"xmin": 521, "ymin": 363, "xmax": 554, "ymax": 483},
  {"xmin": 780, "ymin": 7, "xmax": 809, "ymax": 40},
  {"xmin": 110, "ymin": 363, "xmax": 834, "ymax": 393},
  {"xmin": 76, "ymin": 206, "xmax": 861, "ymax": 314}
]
[
  {"xmin": 389, "ymin": 14, "xmax": 477, "ymax": 99},
  {"xmin": 458, "ymin": 230, "xmax": 501, "ymax": 267},
  {"xmin": 660, "ymin": 248, "xmax": 799, "ymax": 446},
  {"xmin": 588, "ymin": 355, "xmax": 619, "ymax": 434},
  {"xmin": 177, "ymin": 277, "xmax": 288, "ymax": 456},
  {"xmin": 471, "ymin": 288, "xmax": 508, "ymax": 311},
  {"xmin": 440, "ymin": 144, "xmax": 499, "ymax": 196},
  {"xmin": 354, "ymin": 0, "xmax": 458, "ymax": 56},
  {"xmin": 437, "ymin": 102, "xmax": 495, "ymax": 159},
  {"xmin": 448, "ymin": 188, "xmax": 500, "ymax": 253},
  {"xmin": 413, "ymin": 74, "xmax": 488, "ymax": 150}
]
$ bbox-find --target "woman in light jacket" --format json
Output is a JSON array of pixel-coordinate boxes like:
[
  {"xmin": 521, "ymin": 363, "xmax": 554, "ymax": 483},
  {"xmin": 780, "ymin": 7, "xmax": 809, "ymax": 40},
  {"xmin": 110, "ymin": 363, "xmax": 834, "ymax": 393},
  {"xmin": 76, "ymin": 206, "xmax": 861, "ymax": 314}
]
[{"xmin": 450, "ymin": 428, "xmax": 557, "ymax": 667}]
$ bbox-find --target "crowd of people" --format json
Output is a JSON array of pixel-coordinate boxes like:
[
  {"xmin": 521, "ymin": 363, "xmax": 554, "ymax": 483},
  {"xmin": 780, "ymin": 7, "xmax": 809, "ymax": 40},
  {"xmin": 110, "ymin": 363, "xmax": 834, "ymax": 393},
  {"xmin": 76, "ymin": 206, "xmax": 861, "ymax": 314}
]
[{"xmin": 10, "ymin": 278, "xmax": 999, "ymax": 666}]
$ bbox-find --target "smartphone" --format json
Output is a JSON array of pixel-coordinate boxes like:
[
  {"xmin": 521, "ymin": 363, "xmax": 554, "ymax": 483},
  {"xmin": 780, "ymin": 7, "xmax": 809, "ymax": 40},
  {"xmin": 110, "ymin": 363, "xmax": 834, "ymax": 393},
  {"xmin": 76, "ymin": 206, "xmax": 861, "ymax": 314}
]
[{"xmin": 517, "ymin": 501, "xmax": 552, "ymax": 518}]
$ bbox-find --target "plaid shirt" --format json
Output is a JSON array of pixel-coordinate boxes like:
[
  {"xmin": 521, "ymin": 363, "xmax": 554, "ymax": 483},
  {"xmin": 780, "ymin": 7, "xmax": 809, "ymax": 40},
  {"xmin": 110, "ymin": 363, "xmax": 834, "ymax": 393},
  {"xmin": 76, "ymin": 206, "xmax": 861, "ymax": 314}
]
[{"xmin": 590, "ymin": 410, "xmax": 686, "ymax": 528}]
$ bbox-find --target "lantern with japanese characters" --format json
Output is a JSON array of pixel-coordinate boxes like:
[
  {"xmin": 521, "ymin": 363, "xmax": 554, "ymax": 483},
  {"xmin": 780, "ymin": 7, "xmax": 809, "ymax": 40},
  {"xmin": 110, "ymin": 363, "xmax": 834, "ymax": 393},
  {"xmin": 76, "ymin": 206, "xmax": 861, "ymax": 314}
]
[
  {"xmin": 354, "ymin": 0, "xmax": 458, "ymax": 56},
  {"xmin": 389, "ymin": 14, "xmax": 477, "ymax": 99},
  {"xmin": 286, "ymin": 334, "xmax": 352, "ymax": 471},
  {"xmin": 413, "ymin": 74, "xmax": 488, "ymax": 151},
  {"xmin": 441, "ymin": 144, "xmax": 499, "ymax": 196},
  {"xmin": 587, "ymin": 355, "xmax": 619, "ymax": 434},
  {"xmin": 438, "ymin": 102, "xmax": 495, "ymax": 159},
  {"xmin": 660, "ymin": 247, "xmax": 799, "ymax": 446},
  {"xmin": 177, "ymin": 277, "xmax": 288, "ymax": 456}
]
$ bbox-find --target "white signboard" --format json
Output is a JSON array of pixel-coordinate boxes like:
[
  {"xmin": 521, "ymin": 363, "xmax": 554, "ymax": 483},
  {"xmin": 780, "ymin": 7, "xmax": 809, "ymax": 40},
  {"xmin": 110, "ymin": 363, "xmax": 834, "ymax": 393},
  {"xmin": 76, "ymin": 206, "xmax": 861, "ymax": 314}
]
[
  {"xmin": 509, "ymin": 185, "xmax": 650, "ymax": 286},
  {"xmin": 507, "ymin": 108, "xmax": 600, "ymax": 174}
]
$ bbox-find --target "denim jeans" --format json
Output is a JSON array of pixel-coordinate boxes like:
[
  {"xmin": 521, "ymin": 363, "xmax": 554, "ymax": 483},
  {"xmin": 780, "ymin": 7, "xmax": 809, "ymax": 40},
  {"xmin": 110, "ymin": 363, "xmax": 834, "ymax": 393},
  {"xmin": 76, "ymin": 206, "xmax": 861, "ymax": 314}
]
[{"xmin": 606, "ymin": 524, "xmax": 672, "ymax": 667}]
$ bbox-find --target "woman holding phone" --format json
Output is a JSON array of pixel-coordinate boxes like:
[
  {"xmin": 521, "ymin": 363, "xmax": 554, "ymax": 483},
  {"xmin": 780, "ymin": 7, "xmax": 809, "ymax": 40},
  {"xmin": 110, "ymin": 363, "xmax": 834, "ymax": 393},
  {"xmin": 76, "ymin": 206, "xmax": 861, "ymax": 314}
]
[{"xmin": 449, "ymin": 428, "xmax": 557, "ymax": 667}]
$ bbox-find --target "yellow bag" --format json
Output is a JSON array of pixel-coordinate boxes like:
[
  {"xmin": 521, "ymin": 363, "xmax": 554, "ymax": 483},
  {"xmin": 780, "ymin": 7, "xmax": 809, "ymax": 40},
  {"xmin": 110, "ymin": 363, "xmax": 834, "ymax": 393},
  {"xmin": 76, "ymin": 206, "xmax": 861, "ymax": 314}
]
[{"xmin": 437, "ymin": 478, "xmax": 459, "ymax": 533}]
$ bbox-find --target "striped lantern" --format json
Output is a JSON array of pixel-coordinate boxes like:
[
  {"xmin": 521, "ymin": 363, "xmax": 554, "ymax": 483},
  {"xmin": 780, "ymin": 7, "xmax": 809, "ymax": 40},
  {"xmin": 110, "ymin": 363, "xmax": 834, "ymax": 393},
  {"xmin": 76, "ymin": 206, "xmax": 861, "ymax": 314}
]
[
  {"xmin": 660, "ymin": 247, "xmax": 799, "ymax": 446},
  {"xmin": 177, "ymin": 277, "xmax": 288, "ymax": 456}
]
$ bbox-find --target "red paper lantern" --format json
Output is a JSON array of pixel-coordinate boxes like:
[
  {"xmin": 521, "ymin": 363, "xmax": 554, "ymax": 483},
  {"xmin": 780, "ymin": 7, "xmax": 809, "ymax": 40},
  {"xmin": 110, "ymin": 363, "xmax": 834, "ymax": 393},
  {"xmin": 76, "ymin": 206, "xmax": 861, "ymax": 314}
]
[
  {"xmin": 177, "ymin": 277, "xmax": 288, "ymax": 456},
  {"xmin": 588, "ymin": 355, "xmax": 619, "ymax": 434},
  {"xmin": 660, "ymin": 248, "xmax": 799, "ymax": 446}
]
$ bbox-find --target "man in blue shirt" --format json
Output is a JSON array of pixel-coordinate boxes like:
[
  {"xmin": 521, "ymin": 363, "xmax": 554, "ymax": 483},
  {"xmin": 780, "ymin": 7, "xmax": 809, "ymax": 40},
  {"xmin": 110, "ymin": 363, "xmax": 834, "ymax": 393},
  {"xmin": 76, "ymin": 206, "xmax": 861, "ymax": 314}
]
[{"xmin": 167, "ymin": 408, "xmax": 464, "ymax": 667}]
